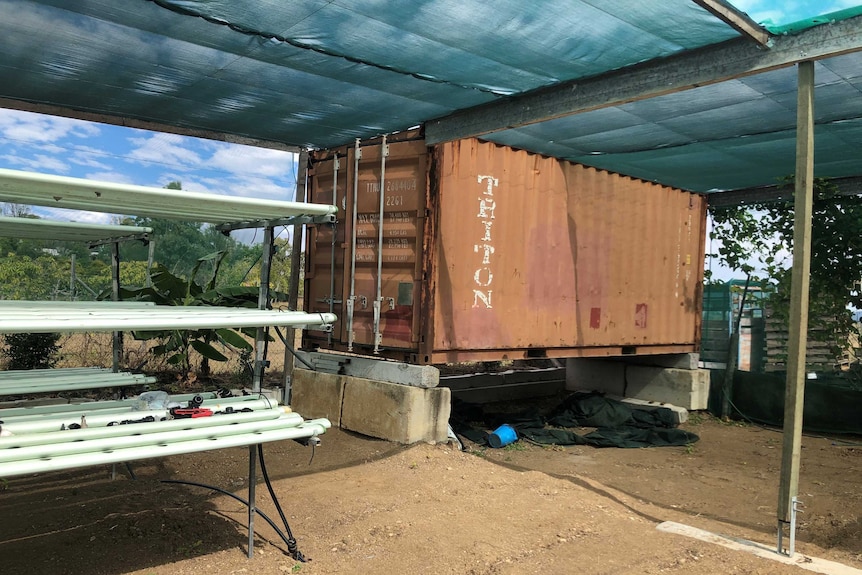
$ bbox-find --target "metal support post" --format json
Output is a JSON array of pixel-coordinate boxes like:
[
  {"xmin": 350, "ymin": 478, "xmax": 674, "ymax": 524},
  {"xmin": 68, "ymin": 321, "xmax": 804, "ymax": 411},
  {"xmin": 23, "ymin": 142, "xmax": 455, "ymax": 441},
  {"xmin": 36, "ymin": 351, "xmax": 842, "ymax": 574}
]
[
  {"xmin": 69, "ymin": 253, "xmax": 77, "ymax": 301},
  {"xmin": 328, "ymin": 153, "xmax": 339, "ymax": 346},
  {"xmin": 110, "ymin": 241, "xmax": 122, "ymax": 373},
  {"xmin": 252, "ymin": 226, "xmax": 275, "ymax": 394},
  {"xmin": 248, "ymin": 225, "xmax": 275, "ymax": 559},
  {"xmin": 247, "ymin": 441, "xmax": 258, "ymax": 558},
  {"xmin": 283, "ymin": 149, "xmax": 308, "ymax": 405},
  {"xmin": 146, "ymin": 239, "xmax": 155, "ymax": 287},
  {"xmin": 776, "ymin": 60, "xmax": 815, "ymax": 556}
]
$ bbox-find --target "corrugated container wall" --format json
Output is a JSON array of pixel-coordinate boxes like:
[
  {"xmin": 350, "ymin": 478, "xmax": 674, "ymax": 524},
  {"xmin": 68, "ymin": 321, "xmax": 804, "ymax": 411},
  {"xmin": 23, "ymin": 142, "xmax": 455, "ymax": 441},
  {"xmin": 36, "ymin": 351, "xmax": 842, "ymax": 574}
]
[{"xmin": 304, "ymin": 133, "xmax": 706, "ymax": 365}]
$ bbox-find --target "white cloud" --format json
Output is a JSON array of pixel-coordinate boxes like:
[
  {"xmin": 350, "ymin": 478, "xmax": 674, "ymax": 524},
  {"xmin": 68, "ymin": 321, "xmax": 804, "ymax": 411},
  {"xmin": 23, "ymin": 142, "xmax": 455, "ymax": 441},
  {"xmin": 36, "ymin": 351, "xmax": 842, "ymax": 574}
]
[
  {"xmin": 0, "ymin": 153, "xmax": 70, "ymax": 173},
  {"xmin": 0, "ymin": 109, "xmax": 99, "ymax": 144},
  {"xmin": 69, "ymin": 154, "xmax": 113, "ymax": 171},
  {"xmin": 127, "ymin": 133, "xmax": 204, "ymax": 168},
  {"xmin": 208, "ymin": 144, "xmax": 296, "ymax": 179},
  {"xmin": 33, "ymin": 206, "xmax": 116, "ymax": 225},
  {"xmin": 827, "ymin": 0, "xmax": 862, "ymax": 11},
  {"xmin": 83, "ymin": 171, "xmax": 136, "ymax": 185}
]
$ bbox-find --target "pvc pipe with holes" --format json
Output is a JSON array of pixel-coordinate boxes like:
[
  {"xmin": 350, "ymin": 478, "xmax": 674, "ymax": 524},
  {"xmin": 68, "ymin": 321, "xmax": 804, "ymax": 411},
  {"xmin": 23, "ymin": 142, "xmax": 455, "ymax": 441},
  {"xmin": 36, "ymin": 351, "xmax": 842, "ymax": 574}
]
[
  {"xmin": 0, "ymin": 406, "xmax": 293, "ymax": 449},
  {"xmin": 0, "ymin": 392, "xmax": 223, "ymax": 418},
  {"xmin": 0, "ymin": 397, "xmax": 277, "ymax": 434},
  {"xmin": 0, "ymin": 413, "xmax": 305, "ymax": 463},
  {"xmin": 0, "ymin": 419, "xmax": 331, "ymax": 478}
]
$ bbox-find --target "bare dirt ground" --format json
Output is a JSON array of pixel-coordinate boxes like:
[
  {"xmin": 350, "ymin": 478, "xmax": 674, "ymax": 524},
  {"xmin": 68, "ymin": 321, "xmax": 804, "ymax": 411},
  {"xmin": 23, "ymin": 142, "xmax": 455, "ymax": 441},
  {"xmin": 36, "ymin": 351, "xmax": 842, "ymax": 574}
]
[{"xmin": 1, "ymin": 407, "xmax": 859, "ymax": 575}]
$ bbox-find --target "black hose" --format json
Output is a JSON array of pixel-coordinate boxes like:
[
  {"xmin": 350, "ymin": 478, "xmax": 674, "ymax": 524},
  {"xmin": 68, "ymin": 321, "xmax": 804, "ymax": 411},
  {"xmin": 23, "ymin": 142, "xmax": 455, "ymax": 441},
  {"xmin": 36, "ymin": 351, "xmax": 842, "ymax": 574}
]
[
  {"xmin": 274, "ymin": 326, "xmax": 315, "ymax": 370},
  {"xmin": 258, "ymin": 443, "xmax": 307, "ymax": 562},
  {"xmin": 159, "ymin": 478, "xmax": 300, "ymax": 559}
]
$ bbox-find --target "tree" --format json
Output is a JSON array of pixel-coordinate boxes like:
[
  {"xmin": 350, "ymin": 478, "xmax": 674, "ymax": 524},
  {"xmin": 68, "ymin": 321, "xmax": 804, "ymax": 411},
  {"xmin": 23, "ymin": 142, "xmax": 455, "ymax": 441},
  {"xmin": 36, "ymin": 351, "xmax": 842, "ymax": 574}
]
[{"xmin": 709, "ymin": 178, "xmax": 862, "ymax": 361}]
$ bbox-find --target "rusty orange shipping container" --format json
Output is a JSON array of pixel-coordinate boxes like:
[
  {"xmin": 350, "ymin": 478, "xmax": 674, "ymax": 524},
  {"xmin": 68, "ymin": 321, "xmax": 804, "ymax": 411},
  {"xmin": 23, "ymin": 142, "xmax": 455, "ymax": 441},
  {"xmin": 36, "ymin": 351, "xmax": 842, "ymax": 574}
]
[{"xmin": 304, "ymin": 132, "xmax": 706, "ymax": 365}]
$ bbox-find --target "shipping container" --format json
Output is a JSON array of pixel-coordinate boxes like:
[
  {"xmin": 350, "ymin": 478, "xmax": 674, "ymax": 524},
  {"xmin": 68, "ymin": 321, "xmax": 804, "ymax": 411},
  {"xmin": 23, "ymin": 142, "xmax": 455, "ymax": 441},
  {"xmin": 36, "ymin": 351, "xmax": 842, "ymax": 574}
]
[{"xmin": 303, "ymin": 131, "xmax": 706, "ymax": 365}]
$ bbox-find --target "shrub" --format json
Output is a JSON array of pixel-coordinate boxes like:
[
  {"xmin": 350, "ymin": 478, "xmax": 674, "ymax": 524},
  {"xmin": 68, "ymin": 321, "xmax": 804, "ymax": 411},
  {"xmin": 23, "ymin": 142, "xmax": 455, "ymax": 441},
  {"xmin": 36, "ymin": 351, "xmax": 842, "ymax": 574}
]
[{"xmin": 2, "ymin": 332, "xmax": 61, "ymax": 370}]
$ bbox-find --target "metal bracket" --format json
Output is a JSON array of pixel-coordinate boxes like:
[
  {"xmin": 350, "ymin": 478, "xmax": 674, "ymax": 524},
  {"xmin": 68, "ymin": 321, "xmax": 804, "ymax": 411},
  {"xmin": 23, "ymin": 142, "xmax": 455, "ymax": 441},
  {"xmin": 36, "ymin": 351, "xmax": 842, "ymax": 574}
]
[
  {"xmin": 372, "ymin": 298, "xmax": 382, "ymax": 354},
  {"xmin": 387, "ymin": 297, "xmax": 395, "ymax": 310},
  {"xmin": 315, "ymin": 296, "xmax": 343, "ymax": 305},
  {"xmin": 359, "ymin": 295, "xmax": 368, "ymax": 309},
  {"xmin": 346, "ymin": 296, "xmax": 355, "ymax": 352},
  {"xmin": 215, "ymin": 213, "xmax": 335, "ymax": 233},
  {"xmin": 777, "ymin": 497, "xmax": 804, "ymax": 557}
]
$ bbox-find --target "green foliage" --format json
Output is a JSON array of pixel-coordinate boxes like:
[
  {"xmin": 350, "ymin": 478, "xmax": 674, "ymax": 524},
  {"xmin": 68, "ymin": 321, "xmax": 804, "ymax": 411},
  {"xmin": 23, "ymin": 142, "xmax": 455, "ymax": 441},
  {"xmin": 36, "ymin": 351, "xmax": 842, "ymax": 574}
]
[
  {"xmin": 1, "ymin": 332, "xmax": 61, "ymax": 370},
  {"xmin": 118, "ymin": 250, "xmax": 269, "ymax": 375},
  {"xmin": 708, "ymin": 177, "xmax": 862, "ymax": 361}
]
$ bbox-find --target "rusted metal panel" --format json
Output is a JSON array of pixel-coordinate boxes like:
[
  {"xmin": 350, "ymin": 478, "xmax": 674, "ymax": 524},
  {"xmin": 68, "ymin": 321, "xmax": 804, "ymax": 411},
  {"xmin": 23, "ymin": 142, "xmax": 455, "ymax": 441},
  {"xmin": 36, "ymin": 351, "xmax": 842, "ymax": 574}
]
[{"xmin": 305, "ymin": 136, "xmax": 706, "ymax": 365}]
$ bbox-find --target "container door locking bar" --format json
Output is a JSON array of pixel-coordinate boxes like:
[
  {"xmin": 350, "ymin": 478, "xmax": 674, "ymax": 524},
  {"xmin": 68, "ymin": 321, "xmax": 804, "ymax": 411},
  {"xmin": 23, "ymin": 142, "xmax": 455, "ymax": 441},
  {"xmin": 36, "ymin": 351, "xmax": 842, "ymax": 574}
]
[
  {"xmin": 373, "ymin": 135, "xmax": 388, "ymax": 354},
  {"xmin": 347, "ymin": 139, "xmax": 361, "ymax": 351}
]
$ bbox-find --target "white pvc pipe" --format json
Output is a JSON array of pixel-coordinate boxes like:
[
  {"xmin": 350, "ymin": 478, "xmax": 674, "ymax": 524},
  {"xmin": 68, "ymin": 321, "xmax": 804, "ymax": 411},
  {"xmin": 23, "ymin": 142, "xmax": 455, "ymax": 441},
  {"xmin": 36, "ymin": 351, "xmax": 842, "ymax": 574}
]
[
  {"xmin": 0, "ymin": 407, "xmax": 292, "ymax": 449},
  {"xmin": 0, "ymin": 375, "xmax": 157, "ymax": 396},
  {"xmin": 0, "ymin": 392, "xmax": 220, "ymax": 418},
  {"xmin": 0, "ymin": 414, "xmax": 304, "ymax": 463},
  {"xmin": 0, "ymin": 395, "xmax": 268, "ymax": 423},
  {"xmin": 0, "ymin": 308, "xmax": 337, "ymax": 334},
  {"xmin": 0, "ymin": 168, "xmax": 338, "ymax": 224},
  {"xmin": 0, "ymin": 419, "xmax": 331, "ymax": 478},
  {"xmin": 0, "ymin": 367, "xmax": 110, "ymax": 379},
  {"xmin": 0, "ymin": 371, "xmax": 143, "ymax": 384},
  {"xmin": 1, "ymin": 398, "xmax": 277, "ymax": 434}
]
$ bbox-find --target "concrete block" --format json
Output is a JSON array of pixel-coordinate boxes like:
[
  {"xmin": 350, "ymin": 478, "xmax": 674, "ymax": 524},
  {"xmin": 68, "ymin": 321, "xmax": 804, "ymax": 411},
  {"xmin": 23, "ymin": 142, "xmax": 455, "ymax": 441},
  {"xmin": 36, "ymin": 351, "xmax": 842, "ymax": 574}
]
[
  {"xmin": 341, "ymin": 375, "xmax": 451, "ymax": 444},
  {"xmin": 622, "ymin": 353, "xmax": 700, "ymax": 370},
  {"xmin": 605, "ymin": 395, "xmax": 689, "ymax": 424},
  {"xmin": 565, "ymin": 358, "xmax": 626, "ymax": 395},
  {"xmin": 566, "ymin": 358, "xmax": 709, "ymax": 410},
  {"xmin": 296, "ymin": 351, "xmax": 440, "ymax": 388},
  {"xmin": 290, "ymin": 368, "xmax": 345, "ymax": 426},
  {"xmin": 624, "ymin": 366, "xmax": 710, "ymax": 411}
]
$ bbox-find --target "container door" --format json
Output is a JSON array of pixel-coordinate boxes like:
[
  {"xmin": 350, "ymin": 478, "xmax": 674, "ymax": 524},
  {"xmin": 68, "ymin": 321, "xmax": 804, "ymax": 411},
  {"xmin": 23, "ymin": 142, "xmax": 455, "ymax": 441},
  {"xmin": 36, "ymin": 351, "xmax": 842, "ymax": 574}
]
[{"xmin": 344, "ymin": 139, "xmax": 426, "ymax": 352}]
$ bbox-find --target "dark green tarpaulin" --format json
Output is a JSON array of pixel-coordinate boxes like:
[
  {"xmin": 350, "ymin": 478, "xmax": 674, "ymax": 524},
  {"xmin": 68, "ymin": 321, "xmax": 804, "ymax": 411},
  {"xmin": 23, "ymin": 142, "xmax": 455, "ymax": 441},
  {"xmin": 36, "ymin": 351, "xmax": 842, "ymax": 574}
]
[{"xmin": 452, "ymin": 392, "xmax": 699, "ymax": 449}]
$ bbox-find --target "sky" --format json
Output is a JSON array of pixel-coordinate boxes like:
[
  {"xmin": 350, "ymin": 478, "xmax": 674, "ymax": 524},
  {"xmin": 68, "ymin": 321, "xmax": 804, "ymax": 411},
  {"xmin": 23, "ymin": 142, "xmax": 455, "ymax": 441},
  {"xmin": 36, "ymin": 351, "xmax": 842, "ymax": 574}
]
[{"xmin": 730, "ymin": 0, "xmax": 862, "ymax": 26}]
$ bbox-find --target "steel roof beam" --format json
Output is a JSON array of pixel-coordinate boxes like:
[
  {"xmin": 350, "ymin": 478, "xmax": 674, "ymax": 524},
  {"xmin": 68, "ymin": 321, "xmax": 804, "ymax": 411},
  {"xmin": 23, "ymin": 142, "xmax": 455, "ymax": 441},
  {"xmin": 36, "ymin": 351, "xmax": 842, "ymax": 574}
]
[
  {"xmin": 706, "ymin": 176, "xmax": 862, "ymax": 207},
  {"xmin": 692, "ymin": 0, "xmax": 772, "ymax": 47},
  {"xmin": 425, "ymin": 15, "xmax": 862, "ymax": 144},
  {"xmin": 0, "ymin": 98, "xmax": 300, "ymax": 153}
]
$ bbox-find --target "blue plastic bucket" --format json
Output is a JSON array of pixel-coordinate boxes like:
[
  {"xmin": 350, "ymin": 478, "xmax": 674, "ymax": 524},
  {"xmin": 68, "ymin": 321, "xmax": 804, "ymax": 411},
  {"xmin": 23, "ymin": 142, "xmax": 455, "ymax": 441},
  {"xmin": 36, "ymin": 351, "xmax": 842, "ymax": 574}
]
[{"xmin": 487, "ymin": 423, "xmax": 518, "ymax": 448}]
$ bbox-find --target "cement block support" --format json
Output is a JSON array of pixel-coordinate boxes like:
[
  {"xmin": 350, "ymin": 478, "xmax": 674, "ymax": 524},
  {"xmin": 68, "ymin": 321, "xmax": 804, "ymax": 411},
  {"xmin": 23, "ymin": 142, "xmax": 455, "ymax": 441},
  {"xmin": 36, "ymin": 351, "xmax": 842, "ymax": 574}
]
[
  {"xmin": 565, "ymin": 358, "xmax": 626, "ymax": 396},
  {"xmin": 566, "ymin": 358, "xmax": 709, "ymax": 410},
  {"xmin": 291, "ymin": 368, "xmax": 451, "ymax": 444},
  {"xmin": 290, "ymin": 368, "xmax": 345, "ymax": 426},
  {"xmin": 341, "ymin": 376, "xmax": 451, "ymax": 444},
  {"xmin": 624, "ymin": 366, "xmax": 710, "ymax": 410}
]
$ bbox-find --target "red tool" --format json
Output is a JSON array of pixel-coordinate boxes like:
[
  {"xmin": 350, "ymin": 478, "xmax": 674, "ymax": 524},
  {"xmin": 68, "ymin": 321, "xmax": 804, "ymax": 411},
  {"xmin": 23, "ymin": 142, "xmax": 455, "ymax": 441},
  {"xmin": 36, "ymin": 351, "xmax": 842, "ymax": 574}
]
[{"xmin": 169, "ymin": 407, "xmax": 213, "ymax": 419}]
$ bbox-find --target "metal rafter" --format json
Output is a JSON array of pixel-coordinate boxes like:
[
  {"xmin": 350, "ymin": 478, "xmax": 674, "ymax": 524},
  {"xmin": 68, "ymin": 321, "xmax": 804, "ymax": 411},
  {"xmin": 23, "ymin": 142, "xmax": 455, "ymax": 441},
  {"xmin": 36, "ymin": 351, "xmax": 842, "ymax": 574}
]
[
  {"xmin": 707, "ymin": 176, "xmax": 862, "ymax": 207},
  {"xmin": 425, "ymin": 15, "xmax": 862, "ymax": 144},
  {"xmin": 0, "ymin": 98, "xmax": 300, "ymax": 154}
]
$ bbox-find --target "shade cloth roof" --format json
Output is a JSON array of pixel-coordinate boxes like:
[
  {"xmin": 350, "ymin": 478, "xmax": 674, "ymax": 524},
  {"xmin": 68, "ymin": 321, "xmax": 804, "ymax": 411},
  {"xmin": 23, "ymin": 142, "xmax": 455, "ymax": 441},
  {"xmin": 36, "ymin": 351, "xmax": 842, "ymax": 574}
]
[{"xmin": 0, "ymin": 1, "xmax": 861, "ymax": 193}]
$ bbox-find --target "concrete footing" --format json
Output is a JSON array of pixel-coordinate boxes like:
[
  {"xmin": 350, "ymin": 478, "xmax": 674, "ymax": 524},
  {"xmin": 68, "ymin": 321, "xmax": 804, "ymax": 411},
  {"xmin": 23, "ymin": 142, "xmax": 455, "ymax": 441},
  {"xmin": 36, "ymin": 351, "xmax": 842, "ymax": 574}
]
[
  {"xmin": 290, "ymin": 368, "xmax": 450, "ymax": 444},
  {"xmin": 566, "ymin": 355, "xmax": 708, "ymax": 411}
]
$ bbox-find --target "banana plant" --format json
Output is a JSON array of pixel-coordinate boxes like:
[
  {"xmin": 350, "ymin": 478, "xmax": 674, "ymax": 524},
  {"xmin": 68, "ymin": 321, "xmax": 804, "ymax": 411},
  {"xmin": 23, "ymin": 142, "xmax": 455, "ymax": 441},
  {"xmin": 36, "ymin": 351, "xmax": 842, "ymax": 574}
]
[{"xmin": 116, "ymin": 251, "xmax": 282, "ymax": 376}]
